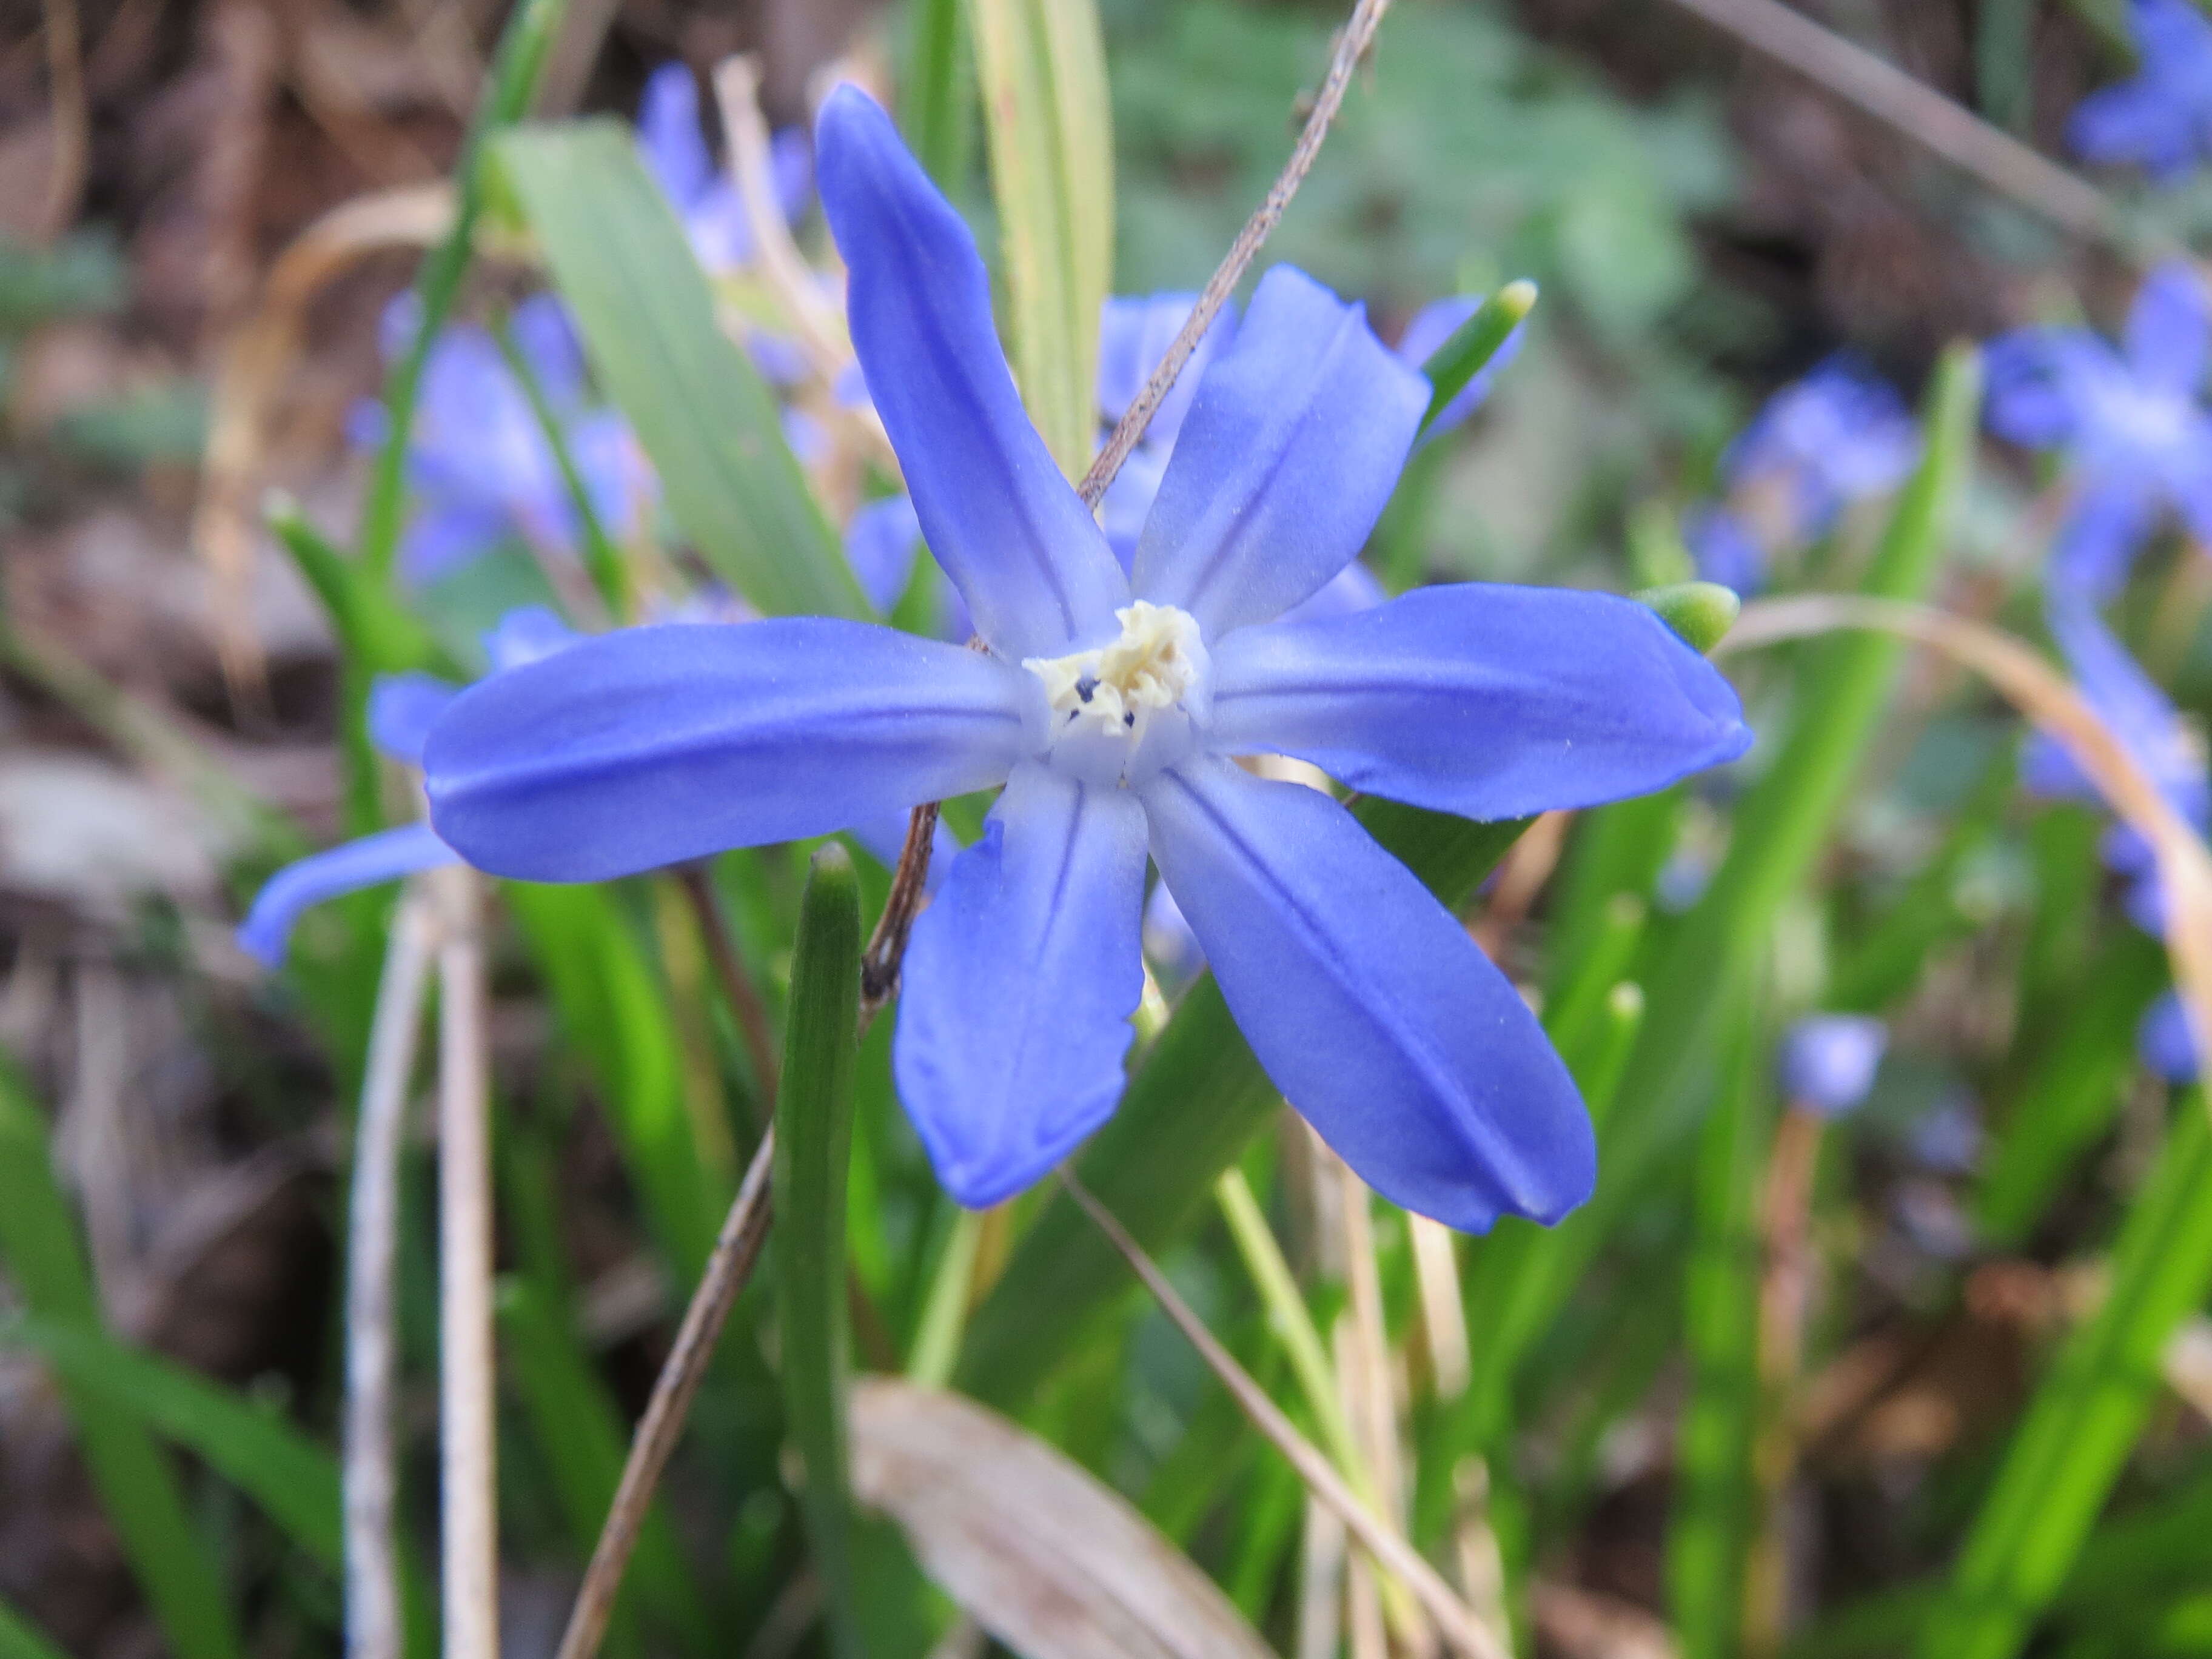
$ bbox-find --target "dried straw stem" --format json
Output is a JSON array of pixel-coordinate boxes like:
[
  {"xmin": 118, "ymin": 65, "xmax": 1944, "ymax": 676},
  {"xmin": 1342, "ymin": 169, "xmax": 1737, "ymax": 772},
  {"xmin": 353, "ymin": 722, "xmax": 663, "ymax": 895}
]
[
  {"xmin": 344, "ymin": 894, "xmax": 437, "ymax": 1659},
  {"xmin": 1077, "ymin": 0, "xmax": 1394, "ymax": 507}
]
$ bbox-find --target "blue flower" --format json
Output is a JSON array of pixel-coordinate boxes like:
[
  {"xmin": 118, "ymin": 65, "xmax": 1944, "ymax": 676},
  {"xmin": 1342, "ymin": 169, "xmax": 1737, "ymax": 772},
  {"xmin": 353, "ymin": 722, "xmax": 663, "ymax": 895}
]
[
  {"xmin": 1986, "ymin": 263, "xmax": 2212, "ymax": 599},
  {"xmin": 354, "ymin": 295, "xmax": 655, "ymax": 585},
  {"xmin": 2023, "ymin": 592, "xmax": 2207, "ymax": 934},
  {"xmin": 420, "ymin": 87, "xmax": 1752, "ymax": 1230},
  {"xmin": 638, "ymin": 63, "xmax": 811, "ymax": 274},
  {"xmin": 2067, "ymin": 0, "xmax": 2212, "ymax": 183},
  {"xmin": 2140, "ymin": 990, "xmax": 2200, "ymax": 1082},
  {"xmin": 237, "ymin": 608, "xmax": 586, "ymax": 967},
  {"xmin": 1777, "ymin": 1014, "xmax": 1888, "ymax": 1117}
]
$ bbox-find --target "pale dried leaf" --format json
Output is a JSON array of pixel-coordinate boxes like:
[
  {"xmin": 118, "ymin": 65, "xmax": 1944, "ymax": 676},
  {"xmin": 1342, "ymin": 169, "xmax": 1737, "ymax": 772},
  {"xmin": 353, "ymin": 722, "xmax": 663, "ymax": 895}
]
[{"xmin": 848, "ymin": 1377, "xmax": 1275, "ymax": 1659}]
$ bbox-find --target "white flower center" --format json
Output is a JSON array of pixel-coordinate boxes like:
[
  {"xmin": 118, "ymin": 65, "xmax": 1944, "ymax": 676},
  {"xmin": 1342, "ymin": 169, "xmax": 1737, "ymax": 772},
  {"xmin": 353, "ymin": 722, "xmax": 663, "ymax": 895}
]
[{"xmin": 1024, "ymin": 601, "xmax": 1210, "ymax": 786}]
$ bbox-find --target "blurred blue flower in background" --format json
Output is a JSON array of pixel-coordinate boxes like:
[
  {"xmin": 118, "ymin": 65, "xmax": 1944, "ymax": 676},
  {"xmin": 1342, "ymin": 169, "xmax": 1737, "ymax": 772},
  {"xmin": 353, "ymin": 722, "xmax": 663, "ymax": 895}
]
[
  {"xmin": 2140, "ymin": 990, "xmax": 2200, "ymax": 1082},
  {"xmin": 637, "ymin": 62, "xmax": 811, "ymax": 273},
  {"xmin": 1689, "ymin": 355, "xmax": 1918, "ymax": 591},
  {"xmin": 2023, "ymin": 594, "xmax": 2208, "ymax": 934},
  {"xmin": 353, "ymin": 294, "xmax": 655, "ymax": 585},
  {"xmin": 421, "ymin": 86, "xmax": 1751, "ymax": 1231},
  {"xmin": 2067, "ymin": 0, "xmax": 2212, "ymax": 183},
  {"xmin": 238, "ymin": 608, "xmax": 584, "ymax": 966},
  {"xmin": 1778, "ymin": 1014, "xmax": 1888, "ymax": 1117},
  {"xmin": 1986, "ymin": 262, "xmax": 2212, "ymax": 600}
]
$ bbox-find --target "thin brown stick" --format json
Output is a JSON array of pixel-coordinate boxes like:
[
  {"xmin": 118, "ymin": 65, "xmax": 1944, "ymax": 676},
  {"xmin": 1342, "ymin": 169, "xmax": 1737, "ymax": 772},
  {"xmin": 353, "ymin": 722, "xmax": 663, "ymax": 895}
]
[
  {"xmin": 433, "ymin": 865, "xmax": 498, "ymax": 1659},
  {"xmin": 345, "ymin": 893, "xmax": 437, "ymax": 1659},
  {"xmin": 675, "ymin": 864, "xmax": 782, "ymax": 1113},
  {"xmin": 860, "ymin": 803, "xmax": 942, "ymax": 1022},
  {"xmin": 1657, "ymin": 0, "xmax": 2137, "ymax": 256},
  {"xmin": 1057, "ymin": 1167, "xmax": 1507, "ymax": 1659},
  {"xmin": 554, "ymin": 1129, "xmax": 777, "ymax": 1659},
  {"xmin": 39, "ymin": 0, "xmax": 87, "ymax": 243},
  {"xmin": 1076, "ymin": 0, "xmax": 1394, "ymax": 508}
]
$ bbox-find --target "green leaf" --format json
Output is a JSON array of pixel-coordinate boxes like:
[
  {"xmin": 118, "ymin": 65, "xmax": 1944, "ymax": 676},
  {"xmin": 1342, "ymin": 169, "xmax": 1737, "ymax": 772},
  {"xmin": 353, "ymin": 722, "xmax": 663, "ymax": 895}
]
[
  {"xmin": 1666, "ymin": 989, "xmax": 1770, "ymax": 1659},
  {"xmin": 775, "ymin": 845, "xmax": 866, "ymax": 1659},
  {"xmin": 0, "ymin": 1058, "xmax": 243, "ymax": 1659},
  {"xmin": 1455, "ymin": 344, "xmax": 1983, "ymax": 1452},
  {"xmin": 505, "ymin": 882, "xmax": 728, "ymax": 1277},
  {"xmin": 0, "ymin": 1316, "xmax": 341, "ymax": 1565},
  {"xmin": 970, "ymin": 0, "xmax": 1113, "ymax": 477},
  {"xmin": 959, "ymin": 808, "xmax": 1530, "ymax": 1407},
  {"xmin": 903, "ymin": 0, "xmax": 977, "ymax": 192},
  {"xmin": 0, "ymin": 1595, "xmax": 68, "ymax": 1659},
  {"xmin": 1920, "ymin": 1096, "xmax": 2212, "ymax": 1659},
  {"xmin": 491, "ymin": 122, "xmax": 869, "ymax": 622},
  {"xmin": 358, "ymin": 0, "xmax": 569, "ymax": 578},
  {"xmin": 1415, "ymin": 280, "xmax": 1536, "ymax": 437}
]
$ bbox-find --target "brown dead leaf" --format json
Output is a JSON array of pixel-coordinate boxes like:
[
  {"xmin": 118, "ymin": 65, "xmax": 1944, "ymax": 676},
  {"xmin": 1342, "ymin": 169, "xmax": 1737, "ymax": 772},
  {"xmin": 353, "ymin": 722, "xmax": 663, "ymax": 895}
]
[{"xmin": 848, "ymin": 1377, "xmax": 1275, "ymax": 1659}]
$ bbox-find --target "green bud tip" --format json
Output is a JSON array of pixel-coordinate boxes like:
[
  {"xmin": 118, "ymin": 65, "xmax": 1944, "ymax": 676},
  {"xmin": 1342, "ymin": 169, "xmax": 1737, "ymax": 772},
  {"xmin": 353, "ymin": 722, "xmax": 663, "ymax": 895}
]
[
  {"xmin": 1496, "ymin": 278, "xmax": 1538, "ymax": 323},
  {"xmin": 1633, "ymin": 580, "xmax": 1741, "ymax": 656}
]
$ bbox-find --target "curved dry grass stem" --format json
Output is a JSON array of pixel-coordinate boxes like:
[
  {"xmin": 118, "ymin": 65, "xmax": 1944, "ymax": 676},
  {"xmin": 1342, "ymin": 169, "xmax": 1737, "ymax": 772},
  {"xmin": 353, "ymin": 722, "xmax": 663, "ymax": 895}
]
[
  {"xmin": 1657, "ymin": 0, "xmax": 2135, "ymax": 256},
  {"xmin": 1723, "ymin": 594, "xmax": 2212, "ymax": 1118},
  {"xmin": 1058, "ymin": 1167, "xmax": 1509, "ymax": 1659},
  {"xmin": 193, "ymin": 184, "xmax": 454, "ymax": 692},
  {"xmin": 555, "ymin": 1130, "xmax": 778, "ymax": 1659},
  {"xmin": 1076, "ymin": 0, "xmax": 1394, "ymax": 509},
  {"xmin": 344, "ymin": 893, "xmax": 437, "ymax": 1659},
  {"xmin": 675, "ymin": 865, "xmax": 781, "ymax": 1118}
]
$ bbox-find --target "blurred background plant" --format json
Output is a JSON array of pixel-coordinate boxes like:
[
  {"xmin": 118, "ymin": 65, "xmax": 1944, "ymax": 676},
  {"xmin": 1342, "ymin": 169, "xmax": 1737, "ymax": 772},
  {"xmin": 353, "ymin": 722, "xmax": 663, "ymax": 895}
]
[{"xmin": 3, "ymin": 1, "xmax": 2212, "ymax": 1657}]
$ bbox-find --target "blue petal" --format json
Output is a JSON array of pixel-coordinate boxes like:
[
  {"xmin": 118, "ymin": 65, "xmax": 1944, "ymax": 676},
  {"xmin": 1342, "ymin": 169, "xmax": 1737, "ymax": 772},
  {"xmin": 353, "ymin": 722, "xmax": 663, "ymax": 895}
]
[
  {"xmin": 1685, "ymin": 506, "xmax": 1766, "ymax": 594},
  {"xmin": 1141, "ymin": 880, "xmax": 1205, "ymax": 988},
  {"xmin": 481, "ymin": 606, "xmax": 584, "ymax": 672},
  {"xmin": 367, "ymin": 672, "xmax": 463, "ymax": 765},
  {"xmin": 2052, "ymin": 477, "xmax": 2162, "ymax": 601},
  {"xmin": 401, "ymin": 499, "xmax": 511, "ymax": 585},
  {"xmin": 237, "ymin": 824, "xmax": 457, "ymax": 968},
  {"xmin": 1141, "ymin": 756, "xmax": 1594, "ymax": 1230},
  {"xmin": 1206, "ymin": 584, "xmax": 1751, "ymax": 821},
  {"xmin": 816, "ymin": 85, "xmax": 1127, "ymax": 660},
  {"xmin": 2126, "ymin": 262, "xmax": 2211, "ymax": 395},
  {"xmin": 685, "ymin": 183, "xmax": 757, "ymax": 271},
  {"xmin": 424, "ymin": 619, "xmax": 1036, "ymax": 881},
  {"xmin": 2046, "ymin": 594, "xmax": 2203, "ymax": 806},
  {"xmin": 1096, "ymin": 292, "xmax": 1237, "ymax": 448},
  {"xmin": 1777, "ymin": 1015, "xmax": 1888, "ymax": 1116},
  {"xmin": 512, "ymin": 293, "xmax": 586, "ymax": 408},
  {"xmin": 1131, "ymin": 267, "xmax": 1429, "ymax": 637},
  {"xmin": 638, "ymin": 64, "xmax": 714, "ymax": 208},
  {"xmin": 1275, "ymin": 559, "xmax": 1385, "ymax": 625},
  {"xmin": 2140, "ymin": 989, "xmax": 2201, "ymax": 1084},
  {"xmin": 894, "ymin": 765, "xmax": 1147, "ymax": 1207},
  {"xmin": 844, "ymin": 495, "xmax": 924, "ymax": 616},
  {"xmin": 769, "ymin": 128, "xmax": 813, "ymax": 221}
]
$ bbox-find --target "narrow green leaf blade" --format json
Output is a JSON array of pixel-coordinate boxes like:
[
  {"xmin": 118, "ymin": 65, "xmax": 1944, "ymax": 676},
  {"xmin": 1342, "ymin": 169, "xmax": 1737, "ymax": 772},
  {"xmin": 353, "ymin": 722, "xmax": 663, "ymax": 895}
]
[
  {"xmin": 775, "ymin": 845, "xmax": 866, "ymax": 1658},
  {"xmin": 1415, "ymin": 280, "xmax": 1536, "ymax": 437},
  {"xmin": 0, "ymin": 1061, "xmax": 243, "ymax": 1659},
  {"xmin": 491, "ymin": 121, "xmax": 869, "ymax": 621},
  {"xmin": 1920, "ymin": 1095, "xmax": 2212, "ymax": 1659},
  {"xmin": 904, "ymin": 0, "xmax": 976, "ymax": 192},
  {"xmin": 971, "ymin": 0, "xmax": 1113, "ymax": 476},
  {"xmin": 0, "ymin": 1596, "xmax": 68, "ymax": 1659}
]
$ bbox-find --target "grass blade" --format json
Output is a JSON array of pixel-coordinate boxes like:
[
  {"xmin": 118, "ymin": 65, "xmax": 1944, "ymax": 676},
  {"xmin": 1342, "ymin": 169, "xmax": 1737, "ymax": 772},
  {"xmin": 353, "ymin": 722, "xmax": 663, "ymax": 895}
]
[
  {"xmin": 1414, "ymin": 281, "xmax": 1535, "ymax": 437},
  {"xmin": 491, "ymin": 122, "xmax": 870, "ymax": 621},
  {"xmin": 0, "ymin": 1597, "xmax": 67, "ymax": 1659},
  {"xmin": 1919, "ymin": 1093, "xmax": 2212, "ymax": 1659},
  {"xmin": 970, "ymin": 0, "xmax": 1113, "ymax": 476},
  {"xmin": 1667, "ymin": 990, "xmax": 1769, "ymax": 1659},
  {"xmin": 903, "ymin": 0, "xmax": 975, "ymax": 192},
  {"xmin": 357, "ymin": 0, "xmax": 567, "ymax": 578},
  {"xmin": 773, "ymin": 845, "xmax": 866, "ymax": 1658},
  {"xmin": 0, "ymin": 1059, "xmax": 242, "ymax": 1659}
]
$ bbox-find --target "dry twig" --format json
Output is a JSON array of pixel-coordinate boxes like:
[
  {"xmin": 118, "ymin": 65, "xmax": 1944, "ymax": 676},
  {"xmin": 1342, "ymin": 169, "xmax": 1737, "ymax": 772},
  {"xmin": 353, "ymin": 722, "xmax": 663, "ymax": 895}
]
[
  {"xmin": 860, "ymin": 802, "xmax": 943, "ymax": 1022},
  {"xmin": 1077, "ymin": 0, "xmax": 1394, "ymax": 508},
  {"xmin": 1059, "ymin": 1167, "xmax": 1508, "ymax": 1659},
  {"xmin": 675, "ymin": 864, "xmax": 782, "ymax": 1114},
  {"xmin": 554, "ymin": 1130, "xmax": 777, "ymax": 1659},
  {"xmin": 38, "ymin": 0, "xmax": 87, "ymax": 243}
]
